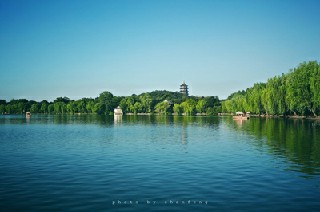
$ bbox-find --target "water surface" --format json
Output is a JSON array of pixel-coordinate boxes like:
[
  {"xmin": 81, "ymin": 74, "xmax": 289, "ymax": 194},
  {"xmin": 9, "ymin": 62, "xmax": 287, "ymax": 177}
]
[{"xmin": 0, "ymin": 115, "xmax": 319, "ymax": 211}]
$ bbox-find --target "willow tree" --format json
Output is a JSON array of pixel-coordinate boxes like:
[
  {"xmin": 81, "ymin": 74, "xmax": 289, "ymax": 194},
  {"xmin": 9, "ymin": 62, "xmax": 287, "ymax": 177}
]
[
  {"xmin": 196, "ymin": 99, "xmax": 208, "ymax": 113},
  {"xmin": 286, "ymin": 63, "xmax": 312, "ymax": 115},
  {"xmin": 154, "ymin": 101, "xmax": 171, "ymax": 114},
  {"xmin": 310, "ymin": 61, "xmax": 320, "ymax": 116}
]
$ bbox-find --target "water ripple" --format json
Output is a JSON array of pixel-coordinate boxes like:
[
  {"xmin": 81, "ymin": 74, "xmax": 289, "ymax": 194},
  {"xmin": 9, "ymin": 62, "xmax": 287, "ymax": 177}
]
[{"xmin": 0, "ymin": 115, "xmax": 320, "ymax": 211}]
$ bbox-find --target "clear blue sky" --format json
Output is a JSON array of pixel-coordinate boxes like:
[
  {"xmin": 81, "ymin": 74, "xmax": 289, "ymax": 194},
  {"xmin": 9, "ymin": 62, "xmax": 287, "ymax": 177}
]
[{"xmin": 1, "ymin": 0, "xmax": 319, "ymax": 101}]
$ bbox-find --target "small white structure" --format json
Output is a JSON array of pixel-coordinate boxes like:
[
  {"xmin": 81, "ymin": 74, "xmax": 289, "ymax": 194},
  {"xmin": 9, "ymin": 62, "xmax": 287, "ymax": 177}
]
[
  {"xmin": 26, "ymin": 112, "xmax": 31, "ymax": 118},
  {"xmin": 114, "ymin": 106, "xmax": 123, "ymax": 115}
]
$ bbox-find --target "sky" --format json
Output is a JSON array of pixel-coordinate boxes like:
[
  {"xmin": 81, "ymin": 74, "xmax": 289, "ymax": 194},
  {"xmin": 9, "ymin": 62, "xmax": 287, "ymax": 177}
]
[{"xmin": 1, "ymin": 0, "xmax": 320, "ymax": 101}]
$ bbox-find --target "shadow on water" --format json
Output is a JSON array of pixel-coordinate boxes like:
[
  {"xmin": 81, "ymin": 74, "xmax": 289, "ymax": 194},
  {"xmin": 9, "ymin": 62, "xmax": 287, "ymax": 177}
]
[{"xmin": 224, "ymin": 117, "xmax": 320, "ymax": 176}]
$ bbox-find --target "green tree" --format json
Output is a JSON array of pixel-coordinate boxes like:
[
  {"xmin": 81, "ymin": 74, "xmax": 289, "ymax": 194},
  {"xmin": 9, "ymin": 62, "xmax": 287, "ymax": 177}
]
[
  {"xmin": 54, "ymin": 97, "xmax": 70, "ymax": 104},
  {"xmin": 222, "ymin": 100, "xmax": 233, "ymax": 113},
  {"xmin": 126, "ymin": 96, "xmax": 136, "ymax": 113},
  {"xmin": 196, "ymin": 99, "xmax": 208, "ymax": 113},
  {"xmin": 133, "ymin": 102, "xmax": 142, "ymax": 114},
  {"xmin": 181, "ymin": 99, "xmax": 196, "ymax": 115},
  {"xmin": 139, "ymin": 94, "xmax": 153, "ymax": 113},
  {"xmin": 154, "ymin": 100, "xmax": 171, "ymax": 114},
  {"xmin": 173, "ymin": 103, "xmax": 182, "ymax": 115},
  {"xmin": 245, "ymin": 83, "xmax": 266, "ymax": 114},
  {"xmin": 86, "ymin": 100, "xmax": 95, "ymax": 113},
  {"xmin": 67, "ymin": 101, "xmax": 76, "ymax": 114},
  {"xmin": 93, "ymin": 103, "xmax": 106, "ymax": 115},
  {"xmin": 30, "ymin": 103, "xmax": 39, "ymax": 113},
  {"xmin": 310, "ymin": 61, "xmax": 320, "ymax": 116},
  {"xmin": 40, "ymin": 100, "xmax": 49, "ymax": 113},
  {"xmin": 96, "ymin": 91, "xmax": 115, "ymax": 114},
  {"xmin": 286, "ymin": 63, "xmax": 312, "ymax": 115},
  {"xmin": 206, "ymin": 106, "xmax": 222, "ymax": 115},
  {"xmin": 0, "ymin": 104, "xmax": 6, "ymax": 114},
  {"xmin": 48, "ymin": 104, "xmax": 54, "ymax": 113},
  {"xmin": 54, "ymin": 102, "xmax": 66, "ymax": 114}
]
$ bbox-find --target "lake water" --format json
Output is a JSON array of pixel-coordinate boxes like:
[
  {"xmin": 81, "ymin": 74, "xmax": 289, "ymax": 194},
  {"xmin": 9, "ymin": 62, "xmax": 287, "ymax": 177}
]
[{"xmin": 0, "ymin": 115, "xmax": 319, "ymax": 211}]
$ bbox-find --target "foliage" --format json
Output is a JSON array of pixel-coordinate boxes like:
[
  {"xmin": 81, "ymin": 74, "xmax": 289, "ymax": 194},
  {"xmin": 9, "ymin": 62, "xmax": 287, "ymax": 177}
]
[
  {"xmin": 222, "ymin": 61, "xmax": 320, "ymax": 116},
  {"xmin": 154, "ymin": 100, "xmax": 171, "ymax": 114},
  {"xmin": 0, "ymin": 91, "xmax": 221, "ymax": 116},
  {"xmin": 6, "ymin": 61, "xmax": 319, "ymax": 117}
]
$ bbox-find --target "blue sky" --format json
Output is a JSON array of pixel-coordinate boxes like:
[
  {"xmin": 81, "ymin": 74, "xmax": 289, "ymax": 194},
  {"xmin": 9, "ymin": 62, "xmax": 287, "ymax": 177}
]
[{"xmin": 1, "ymin": 0, "xmax": 319, "ymax": 101}]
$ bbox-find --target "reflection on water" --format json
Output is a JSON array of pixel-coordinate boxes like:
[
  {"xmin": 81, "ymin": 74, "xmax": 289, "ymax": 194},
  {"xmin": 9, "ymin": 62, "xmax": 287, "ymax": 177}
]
[
  {"xmin": 1, "ymin": 115, "xmax": 319, "ymax": 170},
  {"xmin": 225, "ymin": 117, "xmax": 320, "ymax": 176},
  {"xmin": 1, "ymin": 114, "xmax": 320, "ymax": 211},
  {"xmin": 114, "ymin": 115, "xmax": 122, "ymax": 124},
  {"xmin": 1, "ymin": 114, "xmax": 318, "ymax": 176}
]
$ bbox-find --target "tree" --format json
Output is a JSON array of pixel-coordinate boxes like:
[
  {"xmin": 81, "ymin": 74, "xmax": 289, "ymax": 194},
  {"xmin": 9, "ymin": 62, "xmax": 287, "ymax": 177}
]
[
  {"xmin": 96, "ymin": 91, "xmax": 114, "ymax": 114},
  {"xmin": 67, "ymin": 101, "xmax": 76, "ymax": 114},
  {"xmin": 196, "ymin": 99, "xmax": 208, "ymax": 113},
  {"xmin": 310, "ymin": 61, "xmax": 320, "ymax": 116},
  {"xmin": 48, "ymin": 104, "xmax": 54, "ymax": 113},
  {"xmin": 139, "ymin": 94, "xmax": 153, "ymax": 113},
  {"xmin": 54, "ymin": 97, "xmax": 70, "ymax": 104},
  {"xmin": 286, "ymin": 63, "xmax": 312, "ymax": 115},
  {"xmin": 246, "ymin": 83, "xmax": 266, "ymax": 114},
  {"xmin": 206, "ymin": 106, "xmax": 222, "ymax": 115},
  {"xmin": 0, "ymin": 104, "xmax": 6, "ymax": 114},
  {"xmin": 120, "ymin": 96, "xmax": 136, "ymax": 113},
  {"xmin": 173, "ymin": 103, "xmax": 182, "ymax": 115},
  {"xmin": 40, "ymin": 100, "xmax": 49, "ymax": 113},
  {"xmin": 30, "ymin": 103, "xmax": 39, "ymax": 113},
  {"xmin": 54, "ymin": 102, "xmax": 66, "ymax": 114},
  {"xmin": 222, "ymin": 100, "xmax": 233, "ymax": 113},
  {"xmin": 133, "ymin": 102, "xmax": 142, "ymax": 114},
  {"xmin": 181, "ymin": 99, "xmax": 196, "ymax": 115},
  {"xmin": 93, "ymin": 103, "xmax": 106, "ymax": 115},
  {"xmin": 154, "ymin": 100, "xmax": 171, "ymax": 114},
  {"xmin": 85, "ymin": 99, "xmax": 95, "ymax": 114}
]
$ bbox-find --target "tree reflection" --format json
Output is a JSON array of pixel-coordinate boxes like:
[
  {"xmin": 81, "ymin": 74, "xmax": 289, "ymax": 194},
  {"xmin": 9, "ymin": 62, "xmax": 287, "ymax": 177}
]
[{"xmin": 225, "ymin": 117, "xmax": 320, "ymax": 176}]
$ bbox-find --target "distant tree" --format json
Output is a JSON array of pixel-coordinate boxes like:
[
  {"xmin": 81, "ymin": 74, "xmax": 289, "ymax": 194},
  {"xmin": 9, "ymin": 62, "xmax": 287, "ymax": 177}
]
[
  {"xmin": 196, "ymin": 99, "xmax": 208, "ymax": 113},
  {"xmin": 224, "ymin": 61, "xmax": 319, "ymax": 116},
  {"xmin": 85, "ymin": 99, "xmax": 95, "ymax": 114},
  {"xmin": 30, "ymin": 103, "xmax": 39, "ymax": 113},
  {"xmin": 139, "ymin": 94, "xmax": 153, "ymax": 113},
  {"xmin": 93, "ymin": 103, "xmax": 106, "ymax": 115},
  {"xmin": 67, "ymin": 101, "xmax": 76, "ymax": 114},
  {"xmin": 133, "ymin": 102, "xmax": 142, "ymax": 114},
  {"xmin": 154, "ymin": 101, "xmax": 171, "ymax": 114},
  {"xmin": 286, "ymin": 63, "xmax": 312, "ymax": 115},
  {"xmin": 0, "ymin": 104, "xmax": 5, "ymax": 114},
  {"xmin": 206, "ymin": 106, "xmax": 222, "ymax": 115},
  {"xmin": 54, "ymin": 97, "xmax": 70, "ymax": 104},
  {"xmin": 173, "ymin": 103, "xmax": 182, "ymax": 115},
  {"xmin": 310, "ymin": 61, "xmax": 320, "ymax": 116},
  {"xmin": 54, "ymin": 102, "xmax": 66, "ymax": 114},
  {"xmin": 181, "ymin": 99, "xmax": 196, "ymax": 115},
  {"xmin": 96, "ymin": 91, "xmax": 114, "ymax": 114},
  {"xmin": 48, "ymin": 104, "xmax": 54, "ymax": 113},
  {"xmin": 40, "ymin": 100, "xmax": 49, "ymax": 113}
]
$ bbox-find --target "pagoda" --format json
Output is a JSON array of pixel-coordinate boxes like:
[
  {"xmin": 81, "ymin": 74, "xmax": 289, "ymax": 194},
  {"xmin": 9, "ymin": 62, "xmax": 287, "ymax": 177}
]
[{"xmin": 180, "ymin": 81, "xmax": 189, "ymax": 96}]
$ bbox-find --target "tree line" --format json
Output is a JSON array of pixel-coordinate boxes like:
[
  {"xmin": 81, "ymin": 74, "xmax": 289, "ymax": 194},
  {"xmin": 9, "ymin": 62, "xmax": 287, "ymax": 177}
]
[
  {"xmin": 0, "ymin": 90, "xmax": 221, "ymax": 116},
  {"xmin": 222, "ymin": 61, "xmax": 320, "ymax": 116},
  {"xmin": 1, "ymin": 61, "xmax": 318, "ymax": 116}
]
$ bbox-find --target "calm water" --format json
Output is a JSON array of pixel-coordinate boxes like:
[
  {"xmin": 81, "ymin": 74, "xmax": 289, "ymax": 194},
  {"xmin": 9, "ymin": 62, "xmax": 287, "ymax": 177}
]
[{"xmin": 0, "ymin": 115, "xmax": 319, "ymax": 211}]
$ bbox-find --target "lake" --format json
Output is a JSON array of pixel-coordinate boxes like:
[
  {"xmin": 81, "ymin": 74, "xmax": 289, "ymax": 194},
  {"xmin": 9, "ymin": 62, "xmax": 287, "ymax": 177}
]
[{"xmin": 0, "ymin": 115, "xmax": 319, "ymax": 211}]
